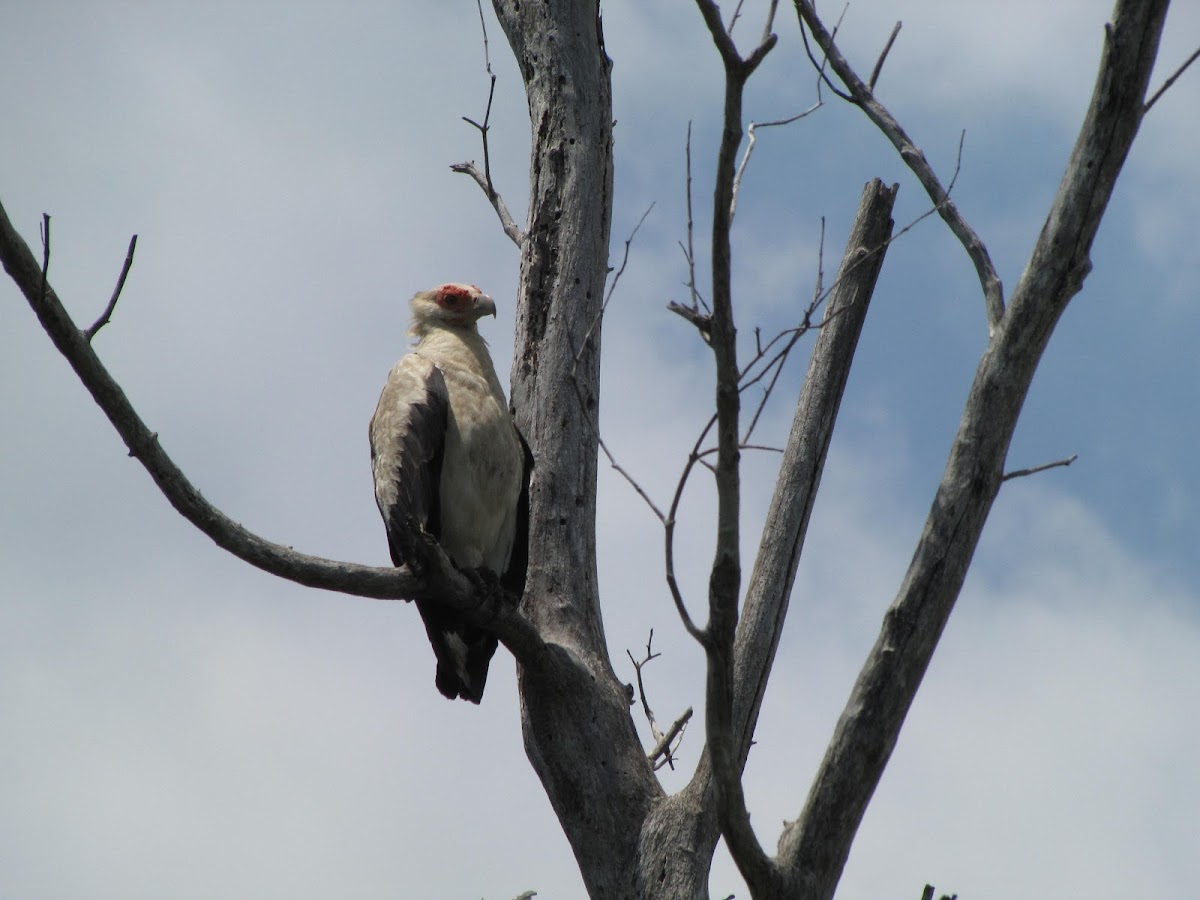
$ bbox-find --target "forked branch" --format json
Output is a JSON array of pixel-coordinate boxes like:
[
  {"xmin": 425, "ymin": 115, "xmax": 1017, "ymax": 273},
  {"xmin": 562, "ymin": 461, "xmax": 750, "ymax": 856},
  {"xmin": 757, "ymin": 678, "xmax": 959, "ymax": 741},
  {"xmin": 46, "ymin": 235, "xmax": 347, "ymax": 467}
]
[
  {"xmin": 627, "ymin": 631, "xmax": 692, "ymax": 771},
  {"xmin": 776, "ymin": 4, "xmax": 1170, "ymax": 896},
  {"xmin": 692, "ymin": 1, "xmax": 783, "ymax": 892},
  {"xmin": 794, "ymin": 0, "xmax": 1005, "ymax": 334},
  {"xmin": 0, "ymin": 202, "xmax": 543, "ymax": 663}
]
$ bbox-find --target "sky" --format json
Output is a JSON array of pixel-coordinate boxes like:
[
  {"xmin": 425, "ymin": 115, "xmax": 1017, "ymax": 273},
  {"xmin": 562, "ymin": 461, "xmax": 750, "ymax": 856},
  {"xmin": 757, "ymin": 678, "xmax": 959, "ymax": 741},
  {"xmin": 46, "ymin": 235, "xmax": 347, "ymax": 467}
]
[{"xmin": 1, "ymin": 2, "xmax": 1198, "ymax": 898}]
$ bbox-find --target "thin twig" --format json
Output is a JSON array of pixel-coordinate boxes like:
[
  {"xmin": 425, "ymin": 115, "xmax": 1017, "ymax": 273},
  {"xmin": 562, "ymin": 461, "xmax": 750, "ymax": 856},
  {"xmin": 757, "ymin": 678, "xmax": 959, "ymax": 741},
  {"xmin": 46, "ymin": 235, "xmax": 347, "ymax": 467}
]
[
  {"xmin": 451, "ymin": 0, "xmax": 524, "ymax": 247},
  {"xmin": 1002, "ymin": 453, "xmax": 1078, "ymax": 482},
  {"xmin": 868, "ymin": 21, "xmax": 902, "ymax": 91},
  {"xmin": 39, "ymin": 214, "xmax": 50, "ymax": 305},
  {"xmin": 731, "ymin": 102, "xmax": 823, "ymax": 223},
  {"xmin": 798, "ymin": 3, "xmax": 854, "ymax": 102},
  {"xmin": 664, "ymin": 412, "xmax": 719, "ymax": 645},
  {"xmin": 473, "ymin": 0, "xmax": 493, "ymax": 77},
  {"xmin": 1144, "ymin": 44, "xmax": 1200, "ymax": 113},
  {"xmin": 468, "ymin": 0, "xmax": 497, "ymax": 198},
  {"xmin": 448, "ymin": 162, "xmax": 522, "ymax": 245},
  {"xmin": 813, "ymin": 215, "xmax": 826, "ymax": 302},
  {"xmin": 727, "ymin": 0, "xmax": 747, "ymax": 34},
  {"xmin": 681, "ymin": 122, "xmax": 708, "ymax": 315},
  {"xmin": 627, "ymin": 637, "xmax": 661, "ymax": 729},
  {"xmin": 666, "ymin": 300, "xmax": 713, "ymax": 343},
  {"xmin": 85, "ymin": 234, "xmax": 137, "ymax": 341},
  {"xmin": 741, "ymin": 329, "xmax": 807, "ymax": 442},
  {"xmin": 462, "ymin": 75, "xmax": 498, "ymax": 193},
  {"xmin": 648, "ymin": 707, "xmax": 693, "ymax": 771},
  {"xmin": 567, "ymin": 207, "xmax": 666, "ymax": 523},
  {"xmin": 626, "ymin": 630, "xmax": 689, "ymax": 771},
  {"xmin": 697, "ymin": 443, "xmax": 783, "ymax": 460},
  {"xmin": 587, "ymin": 203, "xmax": 655, "ymax": 351},
  {"xmin": 760, "ymin": 0, "xmax": 780, "ymax": 47},
  {"xmin": 736, "ymin": 160, "xmax": 963, "ymax": 446}
]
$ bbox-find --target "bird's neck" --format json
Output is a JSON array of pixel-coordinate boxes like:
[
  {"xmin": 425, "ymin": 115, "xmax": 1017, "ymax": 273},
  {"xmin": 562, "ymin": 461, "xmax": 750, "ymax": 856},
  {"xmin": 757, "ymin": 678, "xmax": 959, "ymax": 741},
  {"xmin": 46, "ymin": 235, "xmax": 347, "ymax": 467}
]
[{"xmin": 418, "ymin": 326, "xmax": 502, "ymax": 386}]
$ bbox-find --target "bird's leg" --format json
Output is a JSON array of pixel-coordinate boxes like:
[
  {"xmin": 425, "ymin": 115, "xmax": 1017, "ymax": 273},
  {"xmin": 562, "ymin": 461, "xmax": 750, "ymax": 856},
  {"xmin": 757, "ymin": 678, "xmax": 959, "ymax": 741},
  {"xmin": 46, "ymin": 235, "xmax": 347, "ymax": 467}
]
[
  {"xmin": 464, "ymin": 565, "xmax": 499, "ymax": 592},
  {"xmin": 464, "ymin": 565, "xmax": 518, "ymax": 617}
]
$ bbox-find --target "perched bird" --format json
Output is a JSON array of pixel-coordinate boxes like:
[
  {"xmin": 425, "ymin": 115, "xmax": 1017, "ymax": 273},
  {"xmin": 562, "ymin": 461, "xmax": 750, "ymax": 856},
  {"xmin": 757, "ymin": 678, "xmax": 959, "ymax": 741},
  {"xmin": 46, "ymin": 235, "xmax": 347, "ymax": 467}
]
[{"xmin": 370, "ymin": 283, "xmax": 530, "ymax": 703}]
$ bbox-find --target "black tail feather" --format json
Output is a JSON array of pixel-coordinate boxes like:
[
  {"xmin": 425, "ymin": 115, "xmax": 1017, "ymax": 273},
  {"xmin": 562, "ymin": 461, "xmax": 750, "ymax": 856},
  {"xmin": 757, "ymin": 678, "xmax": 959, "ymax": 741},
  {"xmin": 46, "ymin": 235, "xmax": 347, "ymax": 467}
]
[{"xmin": 416, "ymin": 599, "xmax": 498, "ymax": 704}]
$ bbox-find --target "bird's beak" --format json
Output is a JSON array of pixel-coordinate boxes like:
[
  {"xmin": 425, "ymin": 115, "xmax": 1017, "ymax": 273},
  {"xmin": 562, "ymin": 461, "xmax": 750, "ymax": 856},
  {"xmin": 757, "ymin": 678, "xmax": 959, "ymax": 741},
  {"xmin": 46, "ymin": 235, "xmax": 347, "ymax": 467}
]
[{"xmin": 475, "ymin": 293, "xmax": 497, "ymax": 318}]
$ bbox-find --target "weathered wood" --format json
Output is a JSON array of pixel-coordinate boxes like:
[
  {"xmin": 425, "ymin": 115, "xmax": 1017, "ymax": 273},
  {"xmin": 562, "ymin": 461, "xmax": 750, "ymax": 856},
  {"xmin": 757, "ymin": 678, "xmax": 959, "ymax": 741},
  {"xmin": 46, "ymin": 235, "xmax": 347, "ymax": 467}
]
[
  {"xmin": 638, "ymin": 179, "xmax": 899, "ymax": 898},
  {"xmin": 491, "ymin": 2, "xmax": 664, "ymax": 896},
  {"xmin": 776, "ymin": 3, "xmax": 1169, "ymax": 897}
]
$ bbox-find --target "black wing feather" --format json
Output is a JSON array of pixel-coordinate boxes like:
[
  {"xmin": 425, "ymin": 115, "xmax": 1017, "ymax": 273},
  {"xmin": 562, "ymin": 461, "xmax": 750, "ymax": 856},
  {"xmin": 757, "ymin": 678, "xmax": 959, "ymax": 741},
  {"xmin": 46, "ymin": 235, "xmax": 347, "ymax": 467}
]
[{"xmin": 500, "ymin": 427, "xmax": 534, "ymax": 597}]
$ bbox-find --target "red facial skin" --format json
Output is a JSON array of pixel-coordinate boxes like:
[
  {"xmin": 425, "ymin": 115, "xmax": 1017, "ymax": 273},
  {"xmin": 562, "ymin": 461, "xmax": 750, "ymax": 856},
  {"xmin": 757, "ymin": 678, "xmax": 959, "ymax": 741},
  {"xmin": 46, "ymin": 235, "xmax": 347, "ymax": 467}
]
[{"xmin": 436, "ymin": 284, "xmax": 483, "ymax": 326}]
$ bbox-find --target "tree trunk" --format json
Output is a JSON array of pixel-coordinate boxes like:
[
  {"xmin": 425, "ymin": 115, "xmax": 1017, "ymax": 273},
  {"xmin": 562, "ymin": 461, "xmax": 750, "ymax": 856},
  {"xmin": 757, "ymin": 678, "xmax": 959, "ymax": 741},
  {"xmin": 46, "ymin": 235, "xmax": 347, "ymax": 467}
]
[{"xmin": 491, "ymin": 3, "xmax": 665, "ymax": 896}]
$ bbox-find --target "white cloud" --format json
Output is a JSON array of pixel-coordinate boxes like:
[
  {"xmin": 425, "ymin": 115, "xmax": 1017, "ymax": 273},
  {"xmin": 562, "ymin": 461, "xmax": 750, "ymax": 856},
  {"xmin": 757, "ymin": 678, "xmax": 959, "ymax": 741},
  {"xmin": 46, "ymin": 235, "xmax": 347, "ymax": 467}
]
[{"xmin": 702, "ymin": 460, "xmax": 1200, "ymax": 899}]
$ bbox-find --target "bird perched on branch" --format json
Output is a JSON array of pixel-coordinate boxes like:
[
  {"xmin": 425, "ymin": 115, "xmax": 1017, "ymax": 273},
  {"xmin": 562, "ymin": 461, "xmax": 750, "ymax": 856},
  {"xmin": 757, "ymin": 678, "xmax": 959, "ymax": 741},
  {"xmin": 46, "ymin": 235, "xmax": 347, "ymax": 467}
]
[{"xmin": 370, "ymin": 283, "xmax": 531, "ymax": 703}]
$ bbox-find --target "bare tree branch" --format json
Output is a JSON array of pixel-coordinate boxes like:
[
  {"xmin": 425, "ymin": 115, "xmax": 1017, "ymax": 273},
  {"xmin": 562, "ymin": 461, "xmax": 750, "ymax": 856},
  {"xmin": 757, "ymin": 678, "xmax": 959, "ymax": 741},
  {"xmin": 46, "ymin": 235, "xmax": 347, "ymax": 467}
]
[
  {"xmin": 736, "ymin": 158, "xmax": 955, "ymax": 452},
  {"xmin": 451, "ymin": 0, "xmax": 524, "ymax": 247},
  {"xmin": 449, "ymin": 161, "xmax": 523, "ymax": 246},
  {"xmin": 84, "ymin": 233, "xmax": 137, "ymax": 341},
  {"xmin": 664, "ymin": 414, "xmax": 719, "ymax": 645},
  {"xmin": 776, "ymin": 4, "xmax": 1170, "ymax": 895},
  {"xmin": 1144, "ymin": 43, "xmax": 1200, "ymax": 113},
  {"xmin": 797, "ymin": 3, "xmax": 853, "ymax": 103},
  {"xmin": 642, "ymin": 178, "xmax": 899, "ymax": 900},
  {"xmin": 679, "ymin": 121, "xmax": 710, "ymax": 318},
  {"xmin": 867, "ymin": 21, "xmax": 902, "ymax": 91},
  {"xmin": 0, "ymin": 201, "xmax": 544, "ymax": 663},
  {"xmin": 667, "ymin": 299, "xmax": 713, "ymax": 343},
  {"xmin": 649, "ymin": 707, "xmax": 693, "ymax": 771},
  {"xmin": 568, "ymin": 206, "xmax": 667, "ymax": 523},
  {"xmin": 760, "ymin": 0, "xmax": 781, "ymax": 47},
  {"xmin": 695, "ymin": 0, "xmax": 778, "ymax": 76},
  {"xmin": 627, "ymin": 631, "xmax": 691, "ymax": 771},
  {"xmin": 793, "ymin": 0, "xmax": 1005, "ymax": 335},
  {"xmin": 731, "ymin": 102, "xmax": 823, "ymax": 223},
  {"xmin": 38, "ymin": 213, "xmax": 49, "ymax": 304},
  {"xmin": 488, "ymin": 6, "xmax": 669, "ymax": 897},
  {"xmin": 732, "ymin": 176, "xmax": 897, "ymax": 769},
  {"xmin": 1002, "ymin": 453, "xmax": 1078, "ymax": 482},
  {"xmin": 693, "ymin": 1, "xmax": 783, "ymax": 891}
]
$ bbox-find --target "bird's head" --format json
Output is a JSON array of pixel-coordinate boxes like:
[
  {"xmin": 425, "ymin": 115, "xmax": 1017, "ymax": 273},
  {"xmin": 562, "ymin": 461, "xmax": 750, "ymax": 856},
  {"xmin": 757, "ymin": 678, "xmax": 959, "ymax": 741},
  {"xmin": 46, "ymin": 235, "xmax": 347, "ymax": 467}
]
[{"xmin": 408, "ymin": 283, "xmax": 497, "ymax": 336}]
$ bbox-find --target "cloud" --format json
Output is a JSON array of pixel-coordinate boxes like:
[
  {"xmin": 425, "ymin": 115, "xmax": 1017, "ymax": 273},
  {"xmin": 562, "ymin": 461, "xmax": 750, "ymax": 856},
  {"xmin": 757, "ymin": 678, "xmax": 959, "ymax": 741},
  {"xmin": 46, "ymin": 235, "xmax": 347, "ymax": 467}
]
[{"xmin": 702, "ymin": 459, "xmax": 1200, "ymax": 898}]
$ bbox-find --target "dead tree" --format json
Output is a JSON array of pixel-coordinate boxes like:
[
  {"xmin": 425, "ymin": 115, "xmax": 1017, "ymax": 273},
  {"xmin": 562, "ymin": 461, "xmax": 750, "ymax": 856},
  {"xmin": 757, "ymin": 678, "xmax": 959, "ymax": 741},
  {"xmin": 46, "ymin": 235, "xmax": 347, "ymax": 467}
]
[{"xmin": 1, "ymin": 0, "xmax": 1193, "ymax": 897}]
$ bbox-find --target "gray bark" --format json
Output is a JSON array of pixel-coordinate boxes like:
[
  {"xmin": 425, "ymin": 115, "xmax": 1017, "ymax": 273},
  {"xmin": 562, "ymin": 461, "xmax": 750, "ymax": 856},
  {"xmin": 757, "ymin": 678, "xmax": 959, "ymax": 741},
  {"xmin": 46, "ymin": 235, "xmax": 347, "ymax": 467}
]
[
  {"xmin": 776, "ymin": 2, "xmax": 1169, "ymax": 897},
  {"xmin": 490, "ymin": 3, "xmax": 664, "ymax": 897},
  {"xmin": 639, "ymin": 179, "xmax": 899, "ymax": 898}
]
